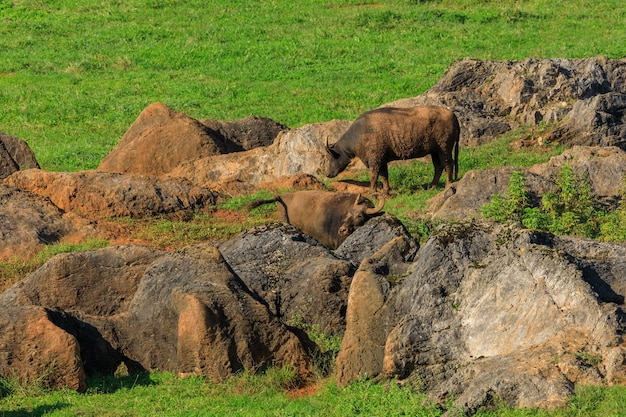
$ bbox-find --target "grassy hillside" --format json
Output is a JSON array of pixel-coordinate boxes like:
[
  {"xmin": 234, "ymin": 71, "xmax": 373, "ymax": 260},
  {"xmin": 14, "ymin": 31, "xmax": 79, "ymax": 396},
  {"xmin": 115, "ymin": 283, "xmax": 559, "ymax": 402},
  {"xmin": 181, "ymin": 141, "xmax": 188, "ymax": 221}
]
[
  {"xmin": 1, "ymin": 0, "xmax": 624, "ymax": 171},
  {"xmin": 2, "ymin": 1, "xmax": 626, "ymax": 415}
]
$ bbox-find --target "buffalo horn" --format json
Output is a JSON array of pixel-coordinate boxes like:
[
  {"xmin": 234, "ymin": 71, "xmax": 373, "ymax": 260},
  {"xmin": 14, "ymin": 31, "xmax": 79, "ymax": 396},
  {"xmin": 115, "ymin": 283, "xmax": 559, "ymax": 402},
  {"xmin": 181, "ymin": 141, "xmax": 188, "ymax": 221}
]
[
  {"xmin": 365, "ymin": 193, "xmax": 385, "ymax": 215},
  {"xmin": 325, "ymin": 137, "xmax": 336, "ymax": 155}
]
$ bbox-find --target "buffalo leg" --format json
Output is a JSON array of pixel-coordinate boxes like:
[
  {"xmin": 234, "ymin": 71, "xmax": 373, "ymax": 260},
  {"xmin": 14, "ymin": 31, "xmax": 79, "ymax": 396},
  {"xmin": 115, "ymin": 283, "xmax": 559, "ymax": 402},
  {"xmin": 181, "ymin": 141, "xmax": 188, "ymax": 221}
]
[
  {"xmin": 379, "ymin": 164, "xmax": 391, "ymax": 195},
  {"xmin": 430, "ymin": 153, "xmax": 444, "ymax": 189},
  {"xmin": 369, "ymin": 166, "xmax": 380, "ymax": 193}
]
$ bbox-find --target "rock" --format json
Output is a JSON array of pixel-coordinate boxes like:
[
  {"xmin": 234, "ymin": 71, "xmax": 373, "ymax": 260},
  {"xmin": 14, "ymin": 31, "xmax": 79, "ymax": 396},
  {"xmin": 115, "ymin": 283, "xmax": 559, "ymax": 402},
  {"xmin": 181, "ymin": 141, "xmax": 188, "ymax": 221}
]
[
  {"xmin": 200, "ymin": 115, "xmax": 289, "ymax": 151},
  {"xmin": 166, "ymin": 120, "xmax": 352, "ymax": 193},
  {"xmin": 335, "ymin": 214, "xmax": 419, "ymax": 266},
  {"xmin": 0, "ymin": 245, "xmax": 166, "ymax": 316},
  {"xmin": 219, "ymin": 223, "xmax": 353, "ymax": 335},
  {"xmin": 0, "ymin": 139, "xmax": 19, "ymax": 180},
  {"xmin": 386, "ymin": 57, "xmax": 626, "ymax": 149},
  {"xmin": 336, "ymin": 221, "xmax": 626, "ymax": 413},
  {"xmin": 548, "ymin": 93, "xmax": 626, "ymax": 147},
  {"xmin": 0, "ymin": 245, "xmax": 167, "ymax": 375},
  {"xmin": 0, "ymin": 184, "xmax": 81, "ymax": 260},
  {"xmin": 0, "ymin": 243, "xmax": 315, "ymax": 385},
  {"xmin": 98, "ymin": 102, "xmax": 229, "ymax": 176},
  {"xmin": 120, "ymin": 243, "xmax": 314, "ymax": 381},
  {"xmin": 0, "ymin": 306, "xmax": 87, "ymax": 392},
  {"xmin": 427, "ymin": 167, "xmax": 554, "ymax": 220},
  {"xmin": 4, "ymin": 169, "xmax": 217, "ymax": 220},
  {"xmin": 427, "ymin": 145, "xmax": 626, "ymax": 220},
  {"xmin": 0, "ymin": 132, "xmax": 39, "ymax": 179},
  {"xmin": 98, "ymin": 103, "xmax": 290, "ymax": 178},
  {"xmin": 336, "ymin": 236, "xmax": 417, "ymax": 385},
  {"xmin": 529, "ymin": 146, "xmax": 626, "ymax": 202}
]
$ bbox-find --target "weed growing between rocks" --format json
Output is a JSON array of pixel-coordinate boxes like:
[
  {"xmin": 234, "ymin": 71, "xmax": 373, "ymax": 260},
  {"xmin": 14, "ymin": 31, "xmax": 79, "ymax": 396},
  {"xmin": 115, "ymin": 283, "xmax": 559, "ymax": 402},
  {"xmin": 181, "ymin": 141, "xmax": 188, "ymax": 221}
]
[{"xmin": 481, "ymin": 166, "xmax": 626, "ymax": 240}]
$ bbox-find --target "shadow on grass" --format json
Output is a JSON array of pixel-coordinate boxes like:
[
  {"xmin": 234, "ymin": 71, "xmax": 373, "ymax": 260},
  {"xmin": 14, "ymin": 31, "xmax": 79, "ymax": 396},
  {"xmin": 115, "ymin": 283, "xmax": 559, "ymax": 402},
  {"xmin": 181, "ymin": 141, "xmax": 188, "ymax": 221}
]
[
  {"xmin": 86, "ymin": 371, "xmax": 156, "ymax": 394},
  {"xmin": 0, "ymin": 403, "xmax": 71, "ymax": 417}
]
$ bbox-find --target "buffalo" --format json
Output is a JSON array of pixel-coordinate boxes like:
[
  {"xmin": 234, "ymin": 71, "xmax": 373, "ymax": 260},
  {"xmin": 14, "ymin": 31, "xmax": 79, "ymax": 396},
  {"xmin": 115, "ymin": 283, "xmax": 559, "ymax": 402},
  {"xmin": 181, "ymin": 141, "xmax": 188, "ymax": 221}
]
[
  {"xmin": 325, "ymin": 105, "xmax": 460, "ymax": 195},
  {"xmin": 249, "ymin": 190, "xmax": 384, "ymax": 250}
]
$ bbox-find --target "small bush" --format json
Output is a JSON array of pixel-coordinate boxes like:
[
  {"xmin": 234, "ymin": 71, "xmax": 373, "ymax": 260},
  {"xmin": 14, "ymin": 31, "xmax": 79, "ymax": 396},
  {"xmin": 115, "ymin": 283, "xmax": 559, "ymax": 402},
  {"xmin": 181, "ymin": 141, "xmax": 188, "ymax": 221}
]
[{"xmin": 481, "ymin": 166, "xmax": 623, "ymax": 240}]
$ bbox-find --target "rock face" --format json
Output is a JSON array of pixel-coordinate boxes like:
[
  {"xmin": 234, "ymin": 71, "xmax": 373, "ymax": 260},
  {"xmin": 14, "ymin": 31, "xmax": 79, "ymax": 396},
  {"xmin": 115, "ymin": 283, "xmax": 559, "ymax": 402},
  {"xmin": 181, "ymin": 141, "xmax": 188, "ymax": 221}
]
[
  {"xmin": 428, "ymin": 145, "xmax": 626, "ymax": 220},
  {"xmin": 0, "ymin": 132, "xmax": 40, "ymax": 179},
  {"xmin": 219, "ymin": 223, "xmax": 354, "ymax": 334},
  {"xmin": 336, "ymin": 221, "xmax": 626, "ymax": 413},
  {"xmin": 98, "ymin": 102, "xmax": 289, "ymax": 177},
  {"xmin": 388, "ymin": 56, "xmax": 626, "ymax": 149},
  {"xmin": 0, "ymin": 184, "xmax": 85, "ymax": 259},
  {"xmin": 0, "ymin": 243, "xmax": 316, "ymax": 386},
  {"xmin": 166, "ymin": 120, "xmax": 352, "ymax": 192},
  {"xmin": 4, "ymin": 169, "xmax": 217, "ymax": 220}
]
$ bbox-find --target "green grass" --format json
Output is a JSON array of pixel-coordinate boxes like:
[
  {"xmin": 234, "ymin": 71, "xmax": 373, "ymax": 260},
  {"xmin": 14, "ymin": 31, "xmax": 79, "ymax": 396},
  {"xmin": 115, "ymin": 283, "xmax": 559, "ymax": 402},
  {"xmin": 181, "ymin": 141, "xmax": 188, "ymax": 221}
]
[
  {"xmin": 1, "ymin": 0, "xmax": 624, "ymax": 171},
  {"xmin": 0, "ymin": 238, "xmax": 109, "ymax": 292},
  {"xmin": 2, "ymin": 0, "xmax": 626, "ymax": 415},
  {"xmin": 1, "ymin": 371, "xmax": 625, "ymax": 417}
]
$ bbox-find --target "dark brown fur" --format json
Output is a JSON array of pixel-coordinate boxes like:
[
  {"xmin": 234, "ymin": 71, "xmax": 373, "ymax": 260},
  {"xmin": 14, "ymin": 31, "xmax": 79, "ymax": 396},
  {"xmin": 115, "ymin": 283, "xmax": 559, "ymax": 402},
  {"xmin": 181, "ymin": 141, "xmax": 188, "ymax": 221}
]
[
  {"xmin": 326, "ymin": 105, "xmax": 460, "ymax": 194},
  {"xmin": 249, "ymin": 190, "xmax": 384, "ymax": 250}
]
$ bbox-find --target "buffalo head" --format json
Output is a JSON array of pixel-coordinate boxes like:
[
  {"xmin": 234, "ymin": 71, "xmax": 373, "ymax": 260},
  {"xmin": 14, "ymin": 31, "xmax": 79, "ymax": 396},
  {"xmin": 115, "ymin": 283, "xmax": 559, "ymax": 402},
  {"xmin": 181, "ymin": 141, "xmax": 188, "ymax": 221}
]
[
  {"xmin": 338, "ymin": 194, "xmax": 385, "ymax": 237},
  {"xmin": 325, "ymin": 137, "xmax": 352, "ymax": 179}
]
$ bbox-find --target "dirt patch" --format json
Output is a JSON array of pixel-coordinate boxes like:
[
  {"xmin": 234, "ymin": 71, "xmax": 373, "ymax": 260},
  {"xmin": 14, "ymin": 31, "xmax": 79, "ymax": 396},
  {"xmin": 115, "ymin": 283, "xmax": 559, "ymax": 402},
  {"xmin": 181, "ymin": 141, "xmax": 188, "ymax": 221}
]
[{"xmin": 286, "ymin": 381, "xmax": 325, "ymax": 399}]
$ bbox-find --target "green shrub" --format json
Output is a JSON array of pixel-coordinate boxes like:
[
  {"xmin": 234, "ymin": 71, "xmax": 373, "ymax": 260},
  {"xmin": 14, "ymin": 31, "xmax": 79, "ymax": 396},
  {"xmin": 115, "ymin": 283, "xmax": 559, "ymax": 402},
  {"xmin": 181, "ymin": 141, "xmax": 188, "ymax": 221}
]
[{"xmin": 481, "ymin": 166, "xmax": 621, "ymax": 240}]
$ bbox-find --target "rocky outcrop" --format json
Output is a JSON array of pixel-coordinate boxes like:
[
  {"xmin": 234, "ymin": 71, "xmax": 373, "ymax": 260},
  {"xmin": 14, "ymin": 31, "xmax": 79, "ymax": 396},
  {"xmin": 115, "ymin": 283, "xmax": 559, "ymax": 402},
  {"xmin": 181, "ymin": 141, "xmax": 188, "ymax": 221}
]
[
  {"xmin": 97, "ymin": 103, "xmax": 289, "ymax": 177},
  {"xmin": 428, "ymin": 145, "xmax": 626, "ymax": 220},
  {"xmin": 1, "ymin": 206, "xmax": 626, "ymax": 414},
  {"xmin": 0, "ymin": 132, "xmax": 39, "ymax": 179},
  {"xmin": 4, "ymin": 169, "xmax": 217, "ymax": 220},
  {"xmin": 0, "ymin": 243, "xmax": 317, "ymax": 386},
  {"xmin": 336, "ymin": 221, "xmax": 626, "ymax": 413},
  {"xmin": 166, "ymin": 120, "xmax": 353, "ymax": 192},
  {"xmin": 387, "ymin": 56, "xmax": 626, "ymax": 149}
]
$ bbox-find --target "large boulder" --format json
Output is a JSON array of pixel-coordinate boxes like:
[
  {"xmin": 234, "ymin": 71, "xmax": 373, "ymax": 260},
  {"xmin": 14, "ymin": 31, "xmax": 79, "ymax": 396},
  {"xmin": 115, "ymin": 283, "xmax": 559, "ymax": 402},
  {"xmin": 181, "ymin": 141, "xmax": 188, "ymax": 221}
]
[
  {"xmin": 97, "ymin": 102, "xmax": 228, "ymax": 176},
  {"xmin": 0, "ymin": 245, "xmax": 167, "ymax": 376},
  {"xmin": 219, "ymin": 223, "xmax": 354, "ymax": 335},
  {"xmin": 0, "ymin": 132, "xmax": 39, "ymax": 179},
  {"xmin": 336, "ymin": 221, "xmax": 626, "ymax": 413},
  {"xmin": 4, "ymin": 169, "xmax": 217, "ymax": 220},
  {"xmin": 119, "ymin": 244, "xmax": 314, "ymax": 380},
  {"xmin": 166, "ymin": 120, "xmax": 352, "ymax": 193},
  {"xmin": 427, "ymin": 145, "xmax": 626, "ymax": 220},
  {"xmin": 98, "ymin": 103, "xmax": 288, "ymax": 177},
  {"xmin": 387, "ymin": 57, "xmax": 626, "ymax": 149},
  {"xmin": 0, "ymin": 243, "xmax": 315, "ymax": 385},
  {"xmin": 200, "ymin": 115, "xmax": 289, "ymax": 151},
  {"xmin": 0, "ymin": 184, "xmax": 90, "ymax": 261}
]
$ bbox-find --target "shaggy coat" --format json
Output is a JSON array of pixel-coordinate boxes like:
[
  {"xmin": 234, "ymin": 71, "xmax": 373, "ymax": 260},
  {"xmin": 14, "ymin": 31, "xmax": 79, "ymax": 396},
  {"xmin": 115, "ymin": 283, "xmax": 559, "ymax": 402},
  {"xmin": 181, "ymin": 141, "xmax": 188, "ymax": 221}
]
[
  {"xmin": 249, "ymin": 191, "xmax": 384, "ymax": 250},
  {"xmin": 326, "ymin": 105, "xmax": 460, "ymax": 194}
]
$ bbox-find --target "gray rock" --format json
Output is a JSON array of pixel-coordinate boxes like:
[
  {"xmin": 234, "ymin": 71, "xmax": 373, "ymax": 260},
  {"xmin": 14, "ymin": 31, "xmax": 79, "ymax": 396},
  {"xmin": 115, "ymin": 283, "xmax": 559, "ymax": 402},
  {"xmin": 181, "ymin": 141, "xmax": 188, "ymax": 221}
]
[
  {"xmin": 387, "ymin": 57, "xmax": 626, "ymax": 149},
  {"xmin": 219, "ymin": 223, "xmax": 353, "ymax": 334},
  {"xmin": 335, "ymin": 214, "xmax": 419, "ymax": 267},
  {"xmin": 337, "ymin": 221, "xmax": 626, "ymax": 413}
]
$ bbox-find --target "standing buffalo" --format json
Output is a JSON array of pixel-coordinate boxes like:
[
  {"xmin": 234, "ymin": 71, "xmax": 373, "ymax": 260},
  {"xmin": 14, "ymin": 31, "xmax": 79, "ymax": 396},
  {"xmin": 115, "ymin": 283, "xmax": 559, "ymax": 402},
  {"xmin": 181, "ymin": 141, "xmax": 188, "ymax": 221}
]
[
  {"xmin": 326, "ymin": 105, "xmax": 460, "ymax": 194},
  {"xmin": 249, "ymin": 190, "xmax": 384, "ymax": 250}
]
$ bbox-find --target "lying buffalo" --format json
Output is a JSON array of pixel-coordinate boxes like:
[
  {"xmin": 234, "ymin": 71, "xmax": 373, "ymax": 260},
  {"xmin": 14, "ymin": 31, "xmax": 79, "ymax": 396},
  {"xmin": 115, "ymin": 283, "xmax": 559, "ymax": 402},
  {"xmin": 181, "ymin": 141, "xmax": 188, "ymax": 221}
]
[
  {"xmin": 326, "ymin": 105, "xmax": 460, "ymax": 194},
  {"xmin": 249, "ymin": 191, "xmax": 384, "ymax": 250}
]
